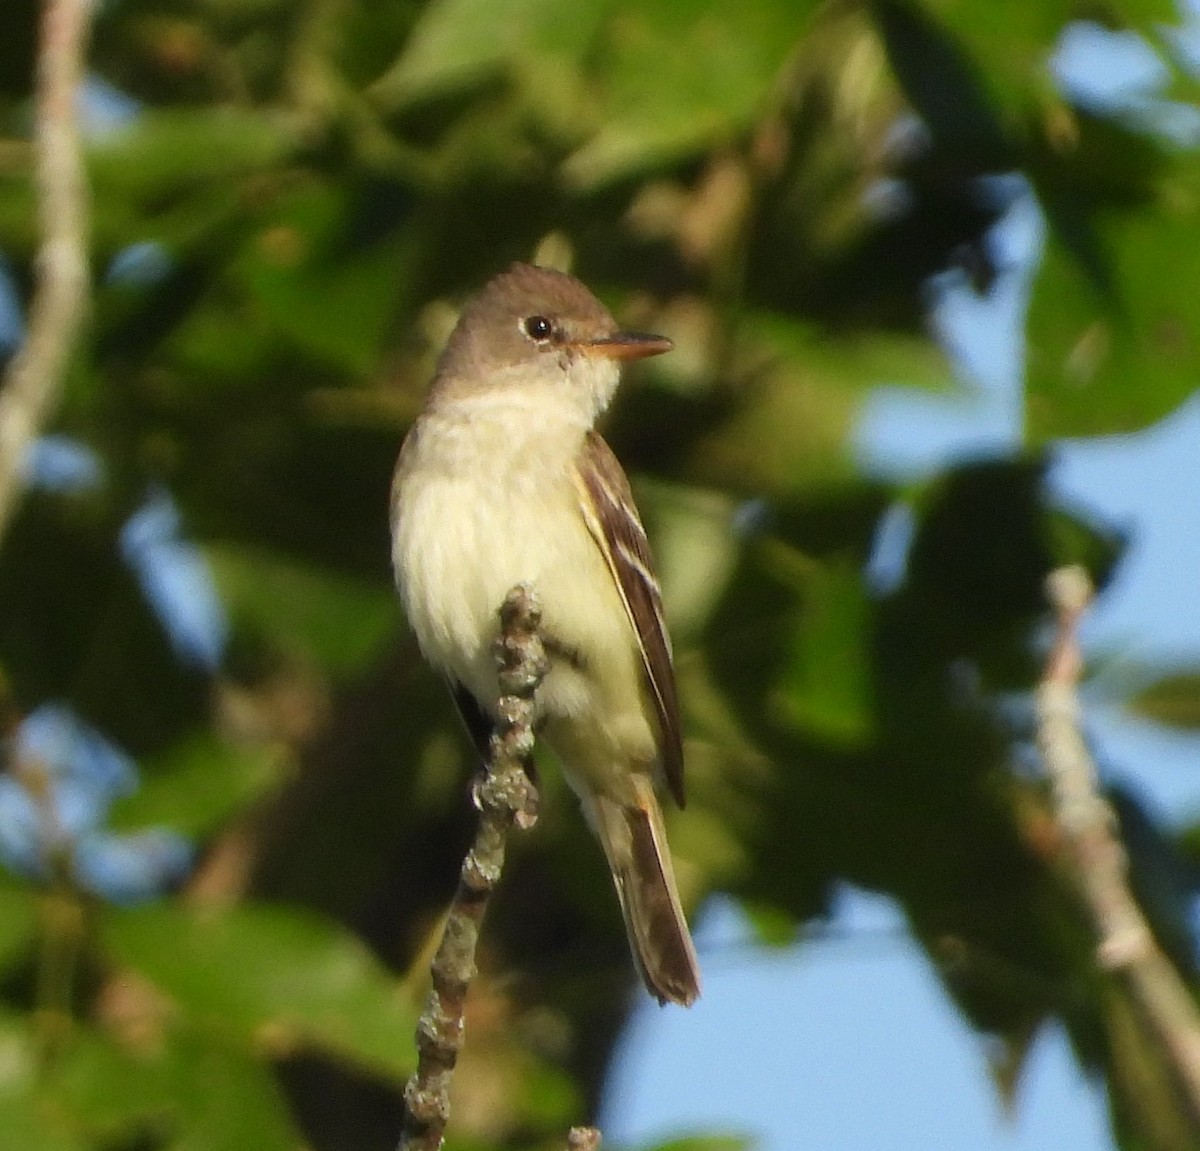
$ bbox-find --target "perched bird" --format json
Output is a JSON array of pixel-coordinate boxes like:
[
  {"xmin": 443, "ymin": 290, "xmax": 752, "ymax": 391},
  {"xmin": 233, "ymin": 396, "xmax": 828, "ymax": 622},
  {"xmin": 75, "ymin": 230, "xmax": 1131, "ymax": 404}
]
[{"xmin": 390, "ymin": 263, "xmax": 700, "ymax": 1006}]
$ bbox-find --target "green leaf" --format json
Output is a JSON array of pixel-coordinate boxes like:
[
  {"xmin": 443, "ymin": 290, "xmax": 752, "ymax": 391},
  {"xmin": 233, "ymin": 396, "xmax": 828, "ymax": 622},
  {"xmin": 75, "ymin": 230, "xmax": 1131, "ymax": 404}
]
[
  {"xmin": 89, "ymin": 108, "xmax": 295, "ymax": 208},
  {"xmin": 772, "ymin": 558, "xmax": 875, "ymax": 747},
  {"xmin": 1127, "ymin": 672, "xmax": 1200, "ymax": 730},
  {"xmin": 241, "ymin": 237, "xmax": 406, "ymax": 376},
  {"xmin": 705, "ymin": 491, "xmax": 887, "ymax": 750},
  {"xmin": 111, "ymin": 733, "xmax": 284, "ymax": 839},
  {"xmin": 165, "ymin": 1044, "xmax": 300, "ymax": 1151},
  {"xmin": 0, "ymin": 877, "xmax": 38, "ymax": 975},
  {"xmin": 876, "ymin": 2, "xmax": 1190, "ymax": 179},
  {"xmin": 62, "ymin": 1026, "xmax": 301, "ymax": 1151},
  {"xmin": 870, "ymin": 0, "xmax": 1011, "ymax": 164},
  {"xmin": 0, "ymin": 0, "xmax": 36, "ymax": 100},
  {"xmin": 232, "ymin": 180, "xmax": 412, "ymax": 376},
  {"xmin": 744, "ymin": 310, "xmax": 956, "ymax": 395},
  {"xmin": 372, "ymin": 0, "xmax": 607, "ymax": 107},
  {"xmin": 913, "ymin": 0, "xmax": 1073, "ymax": 95},
  {"xmin": 640, "ymin": 1136, "xmax": 754, "ymax": 1151},
  {"xmin": 738, "ymin": 899, "xmax": 801, "ymax": 947},
  {"xmin": 0, "ymin": 1009, "xmax": 85, "ymax": 1151},
  {"xmin": 1103, "ymin": 979, "xmax": 1200, "ymax": 1151},
  {"xmin": 1026, "ymin": 157, "xmax": 1200, "ymax": 438},
  {"xmin": 209, "ymin": 542, "xmax": 398, "ymax": 675},
  {"xmin": 564, "ymin": 0, "xmax": 817, "ymax": 187},
  {"xmin": 692, "ymin": 313, "xmax": 951, "ymax": 496},
  {"xmin": 105, "ymin": 901, "xmax": 417, "ymax": 1080},
  {"xmin": 0, "ymin": 1094, "xmax": 82, "ymax": 1151},
  {"xmin": 56, "ymin": 1028, "xmax": 180, "ymax": 1138},
  {"xmin": 0, "ymin": 169, "xmax": 36, "ymax": 255},
  {"xmin": 904, "ymin": 1, "xmax": 1143, "ymax": 131}
]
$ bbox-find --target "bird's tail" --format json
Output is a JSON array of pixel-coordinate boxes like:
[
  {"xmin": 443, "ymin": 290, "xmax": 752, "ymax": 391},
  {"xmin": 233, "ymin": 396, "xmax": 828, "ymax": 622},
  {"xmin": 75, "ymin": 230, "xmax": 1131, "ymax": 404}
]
[{"xmin": 586, "ymin": 777, "xmax": 701, "ymax": 1006}]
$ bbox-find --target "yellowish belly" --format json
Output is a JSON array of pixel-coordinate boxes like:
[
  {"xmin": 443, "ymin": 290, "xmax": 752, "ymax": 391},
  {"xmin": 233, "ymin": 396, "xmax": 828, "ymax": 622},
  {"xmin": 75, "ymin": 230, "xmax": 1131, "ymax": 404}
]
[{"xmin": 392, "ymin": 435, "xmax": 658, "ymax": 801}]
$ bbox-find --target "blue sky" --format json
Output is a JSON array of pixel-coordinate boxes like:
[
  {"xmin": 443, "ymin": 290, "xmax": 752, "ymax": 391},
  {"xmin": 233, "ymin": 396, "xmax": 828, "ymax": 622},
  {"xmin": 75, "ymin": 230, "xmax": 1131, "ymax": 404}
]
[{"xmin": 605, "ymin": 894, "xmax": 1113, "ymax": 1150}]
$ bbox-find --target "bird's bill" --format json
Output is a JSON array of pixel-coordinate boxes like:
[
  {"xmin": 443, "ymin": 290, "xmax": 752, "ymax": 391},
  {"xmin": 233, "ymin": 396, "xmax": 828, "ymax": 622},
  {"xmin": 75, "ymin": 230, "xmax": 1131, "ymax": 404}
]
[{"xmin": 581, "ymin": 332, "xmax": 673, "ymax": 361}]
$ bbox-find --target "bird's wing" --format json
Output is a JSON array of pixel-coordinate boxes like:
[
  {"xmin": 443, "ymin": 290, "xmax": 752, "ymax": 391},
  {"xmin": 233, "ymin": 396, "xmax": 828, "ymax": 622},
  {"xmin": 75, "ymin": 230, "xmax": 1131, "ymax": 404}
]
[
  {"xmin": 448, "ymin": 677, "xmax": 494, "ymax": 765},
  {"xmin": 574, "ymin": 431, "xmax": 685, "ymax": 807}
]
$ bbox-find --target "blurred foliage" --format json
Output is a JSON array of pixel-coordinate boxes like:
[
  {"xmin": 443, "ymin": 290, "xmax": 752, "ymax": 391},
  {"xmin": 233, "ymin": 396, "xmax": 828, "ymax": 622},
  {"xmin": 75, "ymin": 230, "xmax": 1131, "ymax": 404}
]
[
  {"xmin": 0, "ymin": 0, "xmax": 1197, "ymax": 1148},
  {"xmin": 1130, "ymin": 672, "xmax": 1200, "ymax": 730}
]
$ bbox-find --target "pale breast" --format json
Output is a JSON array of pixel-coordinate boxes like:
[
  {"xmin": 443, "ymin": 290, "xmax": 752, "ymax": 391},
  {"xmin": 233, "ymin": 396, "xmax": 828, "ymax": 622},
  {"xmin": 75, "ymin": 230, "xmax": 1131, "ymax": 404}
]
[{"xmin": 390, "ymin": 401, "xmax": 641, "ymax": 732}]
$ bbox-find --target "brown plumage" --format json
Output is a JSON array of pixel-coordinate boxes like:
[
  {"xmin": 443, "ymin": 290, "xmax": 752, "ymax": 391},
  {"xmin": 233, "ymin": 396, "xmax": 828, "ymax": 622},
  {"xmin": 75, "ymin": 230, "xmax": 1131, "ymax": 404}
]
[{"xmin": 392, "ymin": 264, "xmax": 700, "ymax": 1005}]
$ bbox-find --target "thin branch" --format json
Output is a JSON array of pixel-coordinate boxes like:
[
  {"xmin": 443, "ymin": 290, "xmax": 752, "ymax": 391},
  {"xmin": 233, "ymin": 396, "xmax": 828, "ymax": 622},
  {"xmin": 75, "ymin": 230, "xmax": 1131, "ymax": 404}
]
[
  {"xmin": 0, "ymin": 0, "xmax": 94, "ymax": 544},
  {"xmin": 1037, "ymin": 565, "xmax": 1200, "ymax": 1122},
  {"xmin": 398, "ymin": 585, "xmax": 545, "ymax": 1151}
]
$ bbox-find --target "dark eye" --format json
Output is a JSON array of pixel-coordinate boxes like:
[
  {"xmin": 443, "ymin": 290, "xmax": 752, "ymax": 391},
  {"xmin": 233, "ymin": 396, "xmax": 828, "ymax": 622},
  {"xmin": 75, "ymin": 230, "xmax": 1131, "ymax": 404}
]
[{"xmin": 523, "ymin": 314, "xmax": 554, "ymax": 342}]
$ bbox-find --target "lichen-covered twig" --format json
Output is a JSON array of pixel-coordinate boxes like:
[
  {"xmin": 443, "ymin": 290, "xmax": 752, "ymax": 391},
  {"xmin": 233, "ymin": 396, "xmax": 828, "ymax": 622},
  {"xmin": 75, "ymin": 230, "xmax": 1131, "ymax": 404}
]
[
  {"xmin": 398, "ymin": 585, "xmax": 545, "ymax": 1151},
  {"xmin": 0, "ymin": 0, "xmax": 94, "ymax": 544},
  {"xmin": 1037, "ymin": 565, "xmax": 1200, "ymax": 1121}
]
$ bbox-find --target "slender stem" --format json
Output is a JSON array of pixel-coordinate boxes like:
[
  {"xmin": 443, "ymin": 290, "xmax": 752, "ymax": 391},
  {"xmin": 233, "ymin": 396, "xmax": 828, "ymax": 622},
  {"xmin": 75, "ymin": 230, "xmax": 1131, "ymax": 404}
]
[
  {"xmin": 397, "ymin": 585, "xmax": 545, "ymax": 1151},
  {"xmin": 1037, "ymin": 565, "xmax": 1200, "ymax": 1125},
  {"xmin": 0, "ymin": 0, "xmax": 94, "ymax": 545}
]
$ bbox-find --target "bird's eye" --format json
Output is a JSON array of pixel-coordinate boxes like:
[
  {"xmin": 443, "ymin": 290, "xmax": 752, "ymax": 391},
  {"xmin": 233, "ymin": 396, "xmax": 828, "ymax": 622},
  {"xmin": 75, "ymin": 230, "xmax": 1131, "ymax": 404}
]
[{"xmin": 522, "ymin": 315, "xmax": 554, "ymax": 342}]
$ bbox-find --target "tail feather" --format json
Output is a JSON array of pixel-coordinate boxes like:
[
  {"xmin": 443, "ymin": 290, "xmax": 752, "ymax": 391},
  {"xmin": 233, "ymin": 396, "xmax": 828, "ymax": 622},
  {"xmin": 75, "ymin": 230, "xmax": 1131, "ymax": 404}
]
[{"xmin": 587, "ymin": 780, "xmax": 701, "ymax": 1007}]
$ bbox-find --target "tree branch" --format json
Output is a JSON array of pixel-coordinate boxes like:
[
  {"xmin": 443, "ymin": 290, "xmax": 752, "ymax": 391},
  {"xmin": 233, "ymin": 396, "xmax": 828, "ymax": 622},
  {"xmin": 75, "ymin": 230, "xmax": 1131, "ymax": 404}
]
[
  {"xmin": 398, "ymin": 585, "xmax": 546, "ymax": 1151},
  {"xmin": 1037, "ymin": 565, "xmax": 1200, "ymax": 1122},
  {"xmin": 0, "ymin": 0, "xmax": 94, "ymax": 544}
]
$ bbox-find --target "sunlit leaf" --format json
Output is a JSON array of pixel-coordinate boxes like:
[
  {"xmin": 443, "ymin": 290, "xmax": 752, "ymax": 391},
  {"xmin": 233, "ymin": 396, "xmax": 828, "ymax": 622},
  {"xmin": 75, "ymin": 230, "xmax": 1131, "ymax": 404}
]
[
  {"xmin": 1104, "ymin": 980, "xmax": 1200, "ymax": 1151},
  {"xmin": 738, "ymin": 899, "xmax": 801, "ymax": 947},
  {"xmin": 705, "ymin": 490, "xmax": 887, "ymax": 749},
  {"xmin": 691, "ymin": 314, "xmax": 951, "ymax": 496},
  {"xmin": 773, "ymin": 558, "xmax": 874, "ymax": 747},
  {"xmin": 89, "ymin": 108, "xmax": 295, "ymax": 207},
  {"xmin": 564, "ymin": 0, "xmax": 817, "ymax": 187},
  {"xmin": 1127, "ymin": 672, "xmax": 1200, "ymax": 730},
  {"xmin": 905, "ymin": 0, "xmax": 1182, "ymax": 129},
  {"xmin": 105, "ymin": 901, "xmax": 417, "ymax": 1080},
  {"xmin": 62, "ymin": 1026, "xmax": 300, "ymax": 1151},
  {"xmin": 744, "ymin": 311, "xmax": 956, "ymax": 395},
  {"xmin": 1026, "ymin": 157, "xmax": 1200, "ymax": 438},
  {"xmin": 0, "ymin": 1009, "xmax": 84, "ymax": 1151},
  {"xmin": 641, "ymin": 1137, "xmax": 754, "ymax": 1151},
  {"xmin": 371, "ymin": 0, "xmax": 605, "ymax": 106}
]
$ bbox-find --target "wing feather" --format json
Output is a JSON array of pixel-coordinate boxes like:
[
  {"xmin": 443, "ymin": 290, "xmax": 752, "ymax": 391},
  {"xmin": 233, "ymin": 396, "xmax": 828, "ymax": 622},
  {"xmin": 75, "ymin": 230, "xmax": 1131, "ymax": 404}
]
[{"xmin": 575, "ymin": 432, "xmax": 685, "ymax": 807}]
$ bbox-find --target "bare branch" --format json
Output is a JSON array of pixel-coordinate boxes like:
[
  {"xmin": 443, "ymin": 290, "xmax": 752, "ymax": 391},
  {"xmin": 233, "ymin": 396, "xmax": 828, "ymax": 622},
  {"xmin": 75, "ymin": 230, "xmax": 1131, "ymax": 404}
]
[
  {"xmin": 0, "ymin": 0, "xmax": 94, "ymax": 543},
  {"xmin": 398, "ymin": 584, "xmax": 545, "ymax": 1151},
  {"xmin": 1037, "ymin": 565, "xmax": 1200, "ymax": 1122}
]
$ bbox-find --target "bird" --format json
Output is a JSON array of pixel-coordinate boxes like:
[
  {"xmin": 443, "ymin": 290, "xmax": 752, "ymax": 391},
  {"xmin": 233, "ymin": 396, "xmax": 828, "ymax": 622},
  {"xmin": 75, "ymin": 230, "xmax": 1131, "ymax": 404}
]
[{"xmin": 390, "ymin": 262, "xmax": 700, "ymax": 1006}]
